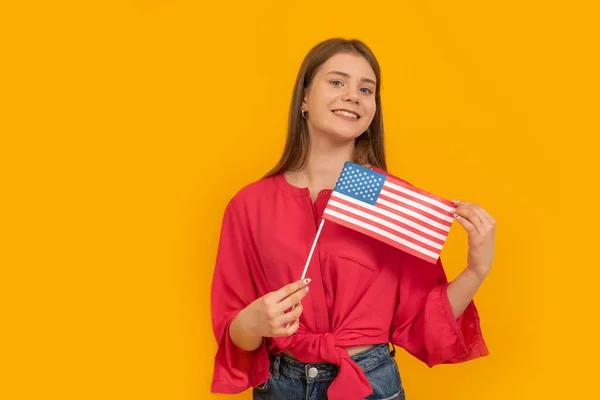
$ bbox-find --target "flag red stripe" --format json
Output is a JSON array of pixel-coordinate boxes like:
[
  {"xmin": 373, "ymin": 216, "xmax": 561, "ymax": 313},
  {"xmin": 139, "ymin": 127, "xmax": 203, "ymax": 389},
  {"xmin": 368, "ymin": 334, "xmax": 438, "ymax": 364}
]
[
  {"xmin": 374, "ymin": 199, "xmax": 451, "ymax": 236},
  {"xmin": 322, "ymin": 213, "xmax": 439, "ymax": 264},
  {"xmin": 326, "ymin": 204, "xmax": 443, "ymax": 254},
  {"xmin": 382, "ymin": 184, "xmax": 453, "ymax": 217},
  {"xmin": 384, "ymin": 176, "xmax": 455, "ymax": 208},
  {"xmin": 329, "ymin": 197, "xmax": 446, "ymax": 245},
  {"xmin": 377, "ymin": 194, "xmax": 452, "ymax": 230}
]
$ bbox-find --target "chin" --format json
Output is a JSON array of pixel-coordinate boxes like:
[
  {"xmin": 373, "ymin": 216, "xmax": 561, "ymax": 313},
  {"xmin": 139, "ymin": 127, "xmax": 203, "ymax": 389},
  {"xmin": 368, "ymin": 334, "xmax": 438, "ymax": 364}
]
[
  {"xmin": 311, "ymin": 119, "xmax": 369, "ymax": 144},
  {"xmin": 327, "ymin": 128, "xmax": 364, "ymax": 143}
]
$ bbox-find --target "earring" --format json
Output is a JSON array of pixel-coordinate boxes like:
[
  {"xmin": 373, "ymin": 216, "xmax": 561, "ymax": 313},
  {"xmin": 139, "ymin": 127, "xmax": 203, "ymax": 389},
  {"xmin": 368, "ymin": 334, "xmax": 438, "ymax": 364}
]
[{"xmin": 301, "ymin": 109, "xmax": 308, "ymax": 119}]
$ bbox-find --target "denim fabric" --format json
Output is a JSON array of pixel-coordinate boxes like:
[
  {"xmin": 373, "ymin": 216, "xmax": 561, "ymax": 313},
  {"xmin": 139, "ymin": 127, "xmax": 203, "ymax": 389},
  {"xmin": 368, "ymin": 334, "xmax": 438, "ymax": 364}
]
[{"xmin": 253, "ymin": 343, "xmax": 405, "ymax": 400}]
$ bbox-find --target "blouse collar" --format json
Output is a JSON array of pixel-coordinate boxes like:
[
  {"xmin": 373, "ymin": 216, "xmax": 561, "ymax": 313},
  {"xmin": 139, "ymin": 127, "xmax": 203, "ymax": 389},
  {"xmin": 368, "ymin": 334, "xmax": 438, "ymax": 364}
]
[{"xmin": 273, "ymin": 173, "xmax": 311, "ymax": 197}]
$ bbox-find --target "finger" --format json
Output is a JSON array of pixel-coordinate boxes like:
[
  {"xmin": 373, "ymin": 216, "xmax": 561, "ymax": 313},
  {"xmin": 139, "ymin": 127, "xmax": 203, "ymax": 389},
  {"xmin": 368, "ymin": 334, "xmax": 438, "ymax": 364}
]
[
  {"xmin": 454, "ymin": 200, "xmax": 495, "ymax": 227},
  {"xmin": 278, "ymin": 303, "xmax": 304, "ymax": 326},
  {"xmin": 272, "ymin": 278, "xmax": 311, "ymax": 302},
  {"xmin": 471, "ymin": 205, "xmax": 494, "ymax": 231},
  {"xmin": 454, "ymin": 211, "xmax": 477, "ymax": 235},
  {"xmin": 451, "ymin": 200, "xmax": 472, "ymax": 218},
  {"xmin": 273, "ymin": 318, "xmax": 300, "ymax": 337},
  {"xmin": 455, "ymin": 206, "xmax": 484, "ymax": 235},
  {"xmin": 277, "ymin": 285, "xmax": 309, "ymax": 312},
  {"xmin": 477, "ymin": 206, "xmax": 496, "ymax": 226}
]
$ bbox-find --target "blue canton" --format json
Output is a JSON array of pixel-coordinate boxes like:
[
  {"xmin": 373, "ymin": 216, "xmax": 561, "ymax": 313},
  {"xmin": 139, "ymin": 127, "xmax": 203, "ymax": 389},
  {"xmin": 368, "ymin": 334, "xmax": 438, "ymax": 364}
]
[{"xmin": 333, "ymin": 162, "xmax": 387, "ymax": 206}]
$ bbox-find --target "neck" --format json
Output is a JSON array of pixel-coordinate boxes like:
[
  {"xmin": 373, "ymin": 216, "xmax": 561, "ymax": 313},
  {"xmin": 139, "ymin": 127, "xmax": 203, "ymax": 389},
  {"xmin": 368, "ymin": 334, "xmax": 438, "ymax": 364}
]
[{"xmin": 288, "ymin": 134, "xmax": 355, "ymax": 192}]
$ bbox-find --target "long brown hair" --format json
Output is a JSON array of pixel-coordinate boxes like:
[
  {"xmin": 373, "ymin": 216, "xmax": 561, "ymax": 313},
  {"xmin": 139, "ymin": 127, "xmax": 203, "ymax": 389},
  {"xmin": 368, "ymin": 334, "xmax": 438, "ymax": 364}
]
[{"xmin": 264, "ymin": 38, "xmax": 387, "ymax": 178}]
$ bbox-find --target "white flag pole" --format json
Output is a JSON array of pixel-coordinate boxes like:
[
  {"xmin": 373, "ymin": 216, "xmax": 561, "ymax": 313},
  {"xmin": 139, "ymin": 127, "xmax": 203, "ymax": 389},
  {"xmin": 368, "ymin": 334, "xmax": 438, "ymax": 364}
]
[
  {"xmin": 300, "ymin": 218, "xmax": 325, "ymax": 280},
  {"xmin": 286, "ymin": 218, "xmax": 325, "ymax": 328}
]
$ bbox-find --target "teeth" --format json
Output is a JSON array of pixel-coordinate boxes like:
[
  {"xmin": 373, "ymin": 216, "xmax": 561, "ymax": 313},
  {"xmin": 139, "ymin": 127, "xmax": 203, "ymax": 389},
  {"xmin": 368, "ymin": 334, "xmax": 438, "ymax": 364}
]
[{"xmin": 333, "ymin": 110, "xmax": 358, "ymax": 119}]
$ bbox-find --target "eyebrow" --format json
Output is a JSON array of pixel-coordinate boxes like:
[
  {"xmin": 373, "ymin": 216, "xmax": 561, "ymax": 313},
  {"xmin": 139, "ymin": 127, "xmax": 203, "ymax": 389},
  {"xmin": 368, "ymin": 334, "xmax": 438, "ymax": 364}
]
[{"xmin": 326, "ymin": 71, "xmax": 376, "ymax": 86}]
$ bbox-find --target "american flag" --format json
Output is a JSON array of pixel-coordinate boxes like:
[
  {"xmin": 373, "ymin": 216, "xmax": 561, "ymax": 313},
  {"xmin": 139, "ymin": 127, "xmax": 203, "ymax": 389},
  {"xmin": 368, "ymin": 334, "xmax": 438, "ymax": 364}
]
[{"xmin": 323, "ymin": 162, "xmax": 455, "ymax": 264}]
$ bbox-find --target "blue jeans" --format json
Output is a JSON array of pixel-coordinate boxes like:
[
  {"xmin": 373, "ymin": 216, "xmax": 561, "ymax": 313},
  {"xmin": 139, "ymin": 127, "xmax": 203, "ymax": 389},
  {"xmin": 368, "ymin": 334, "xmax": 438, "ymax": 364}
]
[{"xmin": 253, "ymin": 343, "xmax": 405, "ymax": 400}]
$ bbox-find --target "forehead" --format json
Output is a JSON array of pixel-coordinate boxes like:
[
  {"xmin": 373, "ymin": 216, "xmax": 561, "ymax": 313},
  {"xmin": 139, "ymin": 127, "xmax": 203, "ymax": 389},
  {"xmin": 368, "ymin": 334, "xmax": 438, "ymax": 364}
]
[{"xmin": 317, "ymin": 52, "xmax": 376, "ymax": 82}]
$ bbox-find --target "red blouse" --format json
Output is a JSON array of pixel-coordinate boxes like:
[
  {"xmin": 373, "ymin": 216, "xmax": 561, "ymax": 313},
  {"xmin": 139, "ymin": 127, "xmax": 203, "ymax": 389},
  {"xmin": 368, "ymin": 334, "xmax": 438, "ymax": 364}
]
[{"xmin": 210, "ymin": 173, "xmax": 489, "ymax": 400}]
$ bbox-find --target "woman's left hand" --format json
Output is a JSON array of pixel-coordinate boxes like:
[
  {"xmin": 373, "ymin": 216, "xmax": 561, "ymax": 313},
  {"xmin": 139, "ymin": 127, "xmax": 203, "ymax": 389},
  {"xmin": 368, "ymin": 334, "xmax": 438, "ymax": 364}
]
[{"xmin": 452, "ymin": 200, "xmax": 496, "ymax": 282}]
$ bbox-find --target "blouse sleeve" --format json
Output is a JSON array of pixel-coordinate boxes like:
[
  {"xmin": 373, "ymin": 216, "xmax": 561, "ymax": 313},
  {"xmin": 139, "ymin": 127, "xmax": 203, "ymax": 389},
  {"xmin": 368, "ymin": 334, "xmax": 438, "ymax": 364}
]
[
  {"xmin": 390, "ymin": 255, "xmax": 489, "ymax": 367},
  {"xmin": 210, "ymin": 198, "xmax": 270, "ymax": 393}
]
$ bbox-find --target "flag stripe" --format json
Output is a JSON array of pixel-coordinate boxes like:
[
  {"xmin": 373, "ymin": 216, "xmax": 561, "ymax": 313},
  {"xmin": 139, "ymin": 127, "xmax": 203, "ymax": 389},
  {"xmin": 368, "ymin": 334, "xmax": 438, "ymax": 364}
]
[
  {"xmin": 327, "ymin": 201, "xmax": 444, "ymax": 250},
  {"xmin": 332, "ymin": 192, "xmax": 450, "ymax": 239},
  {"xmin": 375, "ymin": 198, "xmax": 451, "ymax": 234},
  {"xmin": 374, "ymin": 202, "xmax": 451, "ymax": 237},
  {"xmin": 377, "ymin": 197, "xmax": 452, "ymax": 232},
  {"xmin": 322, "ymin": 210, "xmax": 439, "ymax": 263},
  {"xmin": 382, "ymin": 184, "xmax": 453, "ymax": 218},
  {"xmin": 380, "ymin": 187, "xmax": 454, "ymax": 223},
  {"xmin": 328, "ymin": 196, "xmax": 446, "ymax": 245},
  {"xmin": 384, "ymin": 179, "xmax": 455, "ymax": 212}
]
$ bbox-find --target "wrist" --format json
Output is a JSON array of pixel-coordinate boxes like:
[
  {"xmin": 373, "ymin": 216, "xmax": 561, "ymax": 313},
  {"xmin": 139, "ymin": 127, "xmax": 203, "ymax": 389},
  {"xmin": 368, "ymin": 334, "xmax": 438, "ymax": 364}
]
[
  {"xmin": 233, "ymin": 307, "xmax": 253, "ymax": 336},
  {"xmin": 231, "ymin": 308, "xmax": 263, "ymax": 351},
  {"xmin": 465, "ymin": 263, "xmax": 489, "ymax": 284}
]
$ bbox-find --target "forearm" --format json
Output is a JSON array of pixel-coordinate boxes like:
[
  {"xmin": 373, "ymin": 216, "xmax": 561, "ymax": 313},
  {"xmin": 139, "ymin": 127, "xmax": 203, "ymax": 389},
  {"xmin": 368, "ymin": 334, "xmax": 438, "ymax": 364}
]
[
  {"xmin": 446, "ymin": 267, "xmax": 485, "ymax": 318},
  {"xmin": 229, "ymin": 308, "xmax": 263, "ymax": 351}
]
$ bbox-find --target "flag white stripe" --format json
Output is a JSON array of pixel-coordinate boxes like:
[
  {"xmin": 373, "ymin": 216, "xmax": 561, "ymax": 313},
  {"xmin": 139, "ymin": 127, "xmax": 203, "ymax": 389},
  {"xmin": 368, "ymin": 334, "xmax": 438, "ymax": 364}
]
[
  {"xmin": 384, "ymin": 181, "xmax": 455, "ymax": 212},
  {"xmin": 332, "ymin": 191, "xmax": 450, "ymax": 235},
  {"xmin": 380, "ymin": 188, "xmax": 454, "ymax": 223},
  {"xmin": 323, "ymin": 208, "xmax": 440, "ymax": 259},
  {"xmin": 327, "ymin": 199, "xmax": 444, "ymax": 250},
  {"xmin": 377, "ymin": 198, "xmax": 452, "ymax": 232}
]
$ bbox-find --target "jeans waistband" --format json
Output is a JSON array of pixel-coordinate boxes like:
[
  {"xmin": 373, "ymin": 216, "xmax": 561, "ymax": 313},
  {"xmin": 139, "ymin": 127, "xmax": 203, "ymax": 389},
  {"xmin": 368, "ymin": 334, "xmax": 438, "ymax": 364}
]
[{"xmin": 270, "ymin": 343, "xmax": 394, "ymax": 383}]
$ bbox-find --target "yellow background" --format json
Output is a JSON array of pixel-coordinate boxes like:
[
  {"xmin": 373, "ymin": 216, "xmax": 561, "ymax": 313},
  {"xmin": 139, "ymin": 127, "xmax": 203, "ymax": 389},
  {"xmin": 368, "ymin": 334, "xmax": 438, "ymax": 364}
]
[{"xmin": 2, "ymin": 1, "xmax": 598, "ymax": 399}]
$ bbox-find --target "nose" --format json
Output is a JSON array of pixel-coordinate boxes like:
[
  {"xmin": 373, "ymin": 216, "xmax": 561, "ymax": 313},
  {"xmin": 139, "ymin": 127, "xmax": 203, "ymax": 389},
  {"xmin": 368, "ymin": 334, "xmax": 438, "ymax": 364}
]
[{"xmin": 342, "ymin": 89, "xmax": 360, "ymax": 105}]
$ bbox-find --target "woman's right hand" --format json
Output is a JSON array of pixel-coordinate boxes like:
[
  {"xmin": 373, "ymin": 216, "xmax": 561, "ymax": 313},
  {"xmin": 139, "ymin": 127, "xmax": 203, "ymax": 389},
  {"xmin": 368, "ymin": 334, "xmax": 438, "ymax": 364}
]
[{"xmin": 235, "ymin": 278, "xmax": 311, "ymax": 340}]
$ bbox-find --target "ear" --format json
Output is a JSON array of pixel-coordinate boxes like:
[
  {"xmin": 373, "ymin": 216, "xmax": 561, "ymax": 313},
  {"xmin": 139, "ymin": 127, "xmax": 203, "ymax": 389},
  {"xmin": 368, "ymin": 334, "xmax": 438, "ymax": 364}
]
[
  {"xmin": 302, "ymin": 87, "xmax": 311, "ymax": 109},
  {"xmin": 301, "ymin": 102, "xmax": 309, "ymax": 114}
]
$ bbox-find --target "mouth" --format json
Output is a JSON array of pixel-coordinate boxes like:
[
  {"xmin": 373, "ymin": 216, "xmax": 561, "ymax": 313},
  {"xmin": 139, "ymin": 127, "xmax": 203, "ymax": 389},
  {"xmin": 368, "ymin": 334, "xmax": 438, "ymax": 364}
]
[{"xmin": 332, "ymin": 109, "xmax": 361, "ymax": 120}]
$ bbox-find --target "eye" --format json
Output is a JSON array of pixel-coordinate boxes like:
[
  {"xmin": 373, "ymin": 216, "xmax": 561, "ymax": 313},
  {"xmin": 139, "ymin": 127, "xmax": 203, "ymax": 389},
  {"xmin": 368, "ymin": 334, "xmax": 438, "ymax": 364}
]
[
  {"xmin": 330, "ymin": 80, "xmax": 343, "ymax": 87},
  {"xmin": 360, "ymin": 87, "xmax": 373, "ymax": 94}
]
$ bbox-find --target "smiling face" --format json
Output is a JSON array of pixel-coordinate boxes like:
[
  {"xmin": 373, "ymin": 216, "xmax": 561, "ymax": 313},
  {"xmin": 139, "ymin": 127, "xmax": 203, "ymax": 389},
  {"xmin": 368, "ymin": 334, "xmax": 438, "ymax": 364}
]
[{"xmin": 302, "ymin": 52, "xmax": 377, "ymax": 143}]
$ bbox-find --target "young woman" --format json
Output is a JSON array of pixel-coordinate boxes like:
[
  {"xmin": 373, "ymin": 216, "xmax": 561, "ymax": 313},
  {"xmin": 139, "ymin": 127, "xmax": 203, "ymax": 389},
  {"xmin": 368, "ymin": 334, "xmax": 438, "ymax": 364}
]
[{"xmin": 210, "ymin": 38, "xmax": 495, "ymax": 400}]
